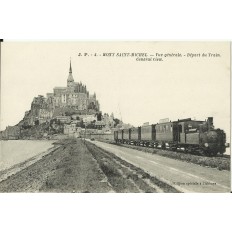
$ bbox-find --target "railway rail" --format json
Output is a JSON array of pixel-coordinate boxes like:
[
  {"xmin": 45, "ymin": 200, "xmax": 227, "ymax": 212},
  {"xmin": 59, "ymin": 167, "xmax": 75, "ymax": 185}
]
[{"xmin": 90, "ymin": 138, "xmax": 230, "ymax": 171}]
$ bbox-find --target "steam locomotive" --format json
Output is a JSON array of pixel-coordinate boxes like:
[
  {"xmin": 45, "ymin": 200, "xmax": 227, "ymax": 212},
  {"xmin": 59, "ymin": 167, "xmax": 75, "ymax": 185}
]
[{"xmin": 114, "ymin": 117, "xmax": 227, "ymax": 156}]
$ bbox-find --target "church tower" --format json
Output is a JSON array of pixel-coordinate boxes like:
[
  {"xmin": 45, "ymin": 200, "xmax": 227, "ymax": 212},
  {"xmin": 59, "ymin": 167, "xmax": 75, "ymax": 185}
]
[{"xmin": 67, "ymin": 59, "xmax": 74, "ymax": 87}]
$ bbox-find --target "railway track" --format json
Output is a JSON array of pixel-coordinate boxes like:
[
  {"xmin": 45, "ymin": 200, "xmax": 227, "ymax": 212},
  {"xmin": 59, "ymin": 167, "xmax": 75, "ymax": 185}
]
[
  {"xmin": 94, "ymin": 139, "xmax": 230, "ymax": 171},
  {"xmin": 89, "ymin": 139, "xmax": 231, "ymax": 192},
  {"xmin": 98, "ymin": 139, "xmax": 230, "ymax": 158}
]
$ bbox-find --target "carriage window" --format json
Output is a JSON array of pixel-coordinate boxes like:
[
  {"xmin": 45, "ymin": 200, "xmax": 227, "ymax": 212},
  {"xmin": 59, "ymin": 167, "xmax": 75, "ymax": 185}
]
[
  {"xmin": 165, "ymin": 125, "xmax": 168, "ymax": 132},
  {"xmin": 170, "ymin": 125, "xmax": 172, "ymax": 132}
]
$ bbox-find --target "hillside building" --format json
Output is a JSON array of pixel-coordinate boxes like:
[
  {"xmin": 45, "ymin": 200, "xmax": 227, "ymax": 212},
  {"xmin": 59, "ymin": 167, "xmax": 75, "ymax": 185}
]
[
  {"xmin": 47, "ymin": 60, "xmax": 99, "ymax": 111},
  {"xmin": 21, "ymin": 60, "xmax": 100, "ymax": 126}
]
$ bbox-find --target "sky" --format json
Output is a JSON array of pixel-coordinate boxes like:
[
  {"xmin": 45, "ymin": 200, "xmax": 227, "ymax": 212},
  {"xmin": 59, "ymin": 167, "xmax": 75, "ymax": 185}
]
[{"xmin": 0, "ymin": 41, "xmax": 230, "ymax": 141}]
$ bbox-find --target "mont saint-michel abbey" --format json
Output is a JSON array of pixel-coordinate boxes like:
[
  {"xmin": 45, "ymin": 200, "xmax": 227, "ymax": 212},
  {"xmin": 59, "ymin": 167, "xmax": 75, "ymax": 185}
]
[
  {"xmin": 23, "ymin": 61, "xmax": 100, "ymax": 126},
  {"xmin": 50, "ymin": 61, "xmax": 99, "ymax": 110}
]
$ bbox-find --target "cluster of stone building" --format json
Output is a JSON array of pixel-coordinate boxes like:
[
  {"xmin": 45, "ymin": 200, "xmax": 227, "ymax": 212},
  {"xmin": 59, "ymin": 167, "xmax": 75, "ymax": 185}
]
[
  {"xmin": 62, "ymin": 113, "xmax": 115, "ymax": 138},
  {"xmin": 22, "ymin": 61, "xmax": 100, "ymax": 127},
  {"xmin": 0, "ymin": 61, "xmax": 117, "ymax": 140}
]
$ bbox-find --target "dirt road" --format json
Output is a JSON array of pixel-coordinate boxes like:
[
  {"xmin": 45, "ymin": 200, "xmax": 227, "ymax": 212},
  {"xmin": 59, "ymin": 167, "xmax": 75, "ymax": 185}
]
[
  {"xmin": 89, "ymin": 140, "xmax": 231, "ymax": 193},
  {"xmin": 0, "ymin": 139, "xmax": 112, "ymax": 192}
]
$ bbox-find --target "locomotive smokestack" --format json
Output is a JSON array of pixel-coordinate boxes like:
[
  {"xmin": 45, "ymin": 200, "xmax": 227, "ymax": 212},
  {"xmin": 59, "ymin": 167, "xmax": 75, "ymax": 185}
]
[{"xmin": 207, "ymin": 117, "xmax": 213, "ymax": 131}]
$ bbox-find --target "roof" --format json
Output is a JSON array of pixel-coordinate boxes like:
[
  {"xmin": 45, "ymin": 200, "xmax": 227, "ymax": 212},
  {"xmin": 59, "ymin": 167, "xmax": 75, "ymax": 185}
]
[{"xmin": 67, "ymin": 73, "xmax": 74, "ymax": 82}]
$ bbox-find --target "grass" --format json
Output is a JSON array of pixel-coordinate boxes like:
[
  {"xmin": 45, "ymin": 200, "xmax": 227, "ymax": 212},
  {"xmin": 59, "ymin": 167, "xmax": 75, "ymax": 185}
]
[{"xmin": 85, "ymin": 141, "xmax": 180, "ymax": 193}]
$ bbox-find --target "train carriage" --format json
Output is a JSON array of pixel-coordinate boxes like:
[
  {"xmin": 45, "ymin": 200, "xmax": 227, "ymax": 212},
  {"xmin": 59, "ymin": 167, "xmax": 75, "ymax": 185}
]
[
  {"xmin": 123, "ymin": 128, "xmax": 131, "ymax": 143},
  {"xmin": 114, "ymin": 130, "xmax": 118, "ymax": 142},
  {"xmin": 155, "ymin": 121, "xmax": 176, "ymax": 149},
  {"xmin": 117, "ymin": 129, "xmax": 123, "ymax": 143},
  {"xmin": 130, "ymin": 127, "xmax": 141, "ymax": 145},
  {"xmin": 140, "ymin": 124, "xmax": 156, "ymax": 146}
]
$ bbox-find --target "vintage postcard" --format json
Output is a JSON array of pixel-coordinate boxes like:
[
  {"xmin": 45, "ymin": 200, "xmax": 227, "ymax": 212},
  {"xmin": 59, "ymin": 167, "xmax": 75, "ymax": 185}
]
[{"xmin": 0, "ymin": 41, "xmax": 230, "ymax": 193}]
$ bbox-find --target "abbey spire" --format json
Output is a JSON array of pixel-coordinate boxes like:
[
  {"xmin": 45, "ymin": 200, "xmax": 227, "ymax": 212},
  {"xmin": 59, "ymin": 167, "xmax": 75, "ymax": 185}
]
[
  {"xmin": 69, "ymin": 59, "xmax": 72, "ymax": 73},
  {"xmin": 67, "ymin": 58, "xmax": 74, "ymax": 87}
]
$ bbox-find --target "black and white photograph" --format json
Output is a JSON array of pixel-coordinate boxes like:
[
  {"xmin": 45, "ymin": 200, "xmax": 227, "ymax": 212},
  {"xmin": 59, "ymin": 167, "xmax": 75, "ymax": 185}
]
[
  {"xmin": 0, "ymin": 41, "xmax": 230, "ymax": 193},
  {"xmin": 1, "ymin": 1, "xmax": 232, "ymax": 232}
]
